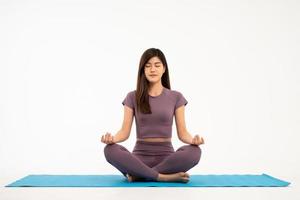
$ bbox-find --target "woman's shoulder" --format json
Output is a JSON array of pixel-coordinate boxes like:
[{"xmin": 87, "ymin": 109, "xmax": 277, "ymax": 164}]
[
  {"xmin": 167, "ymin": 88, "xmax": 184, "ymax": 96},
  {"xmin": 126, "ymin": 89, "xmax": 136, "ymax": 97}
]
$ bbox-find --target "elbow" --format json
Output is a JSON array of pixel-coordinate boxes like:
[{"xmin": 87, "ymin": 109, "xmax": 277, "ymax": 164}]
[
  {"xmin": 123, "ymin": 135, "xmax": 130, "ymax": 141},
  {"xmin": 178, "ymin": 137, "xmax": 184, "ymax": 143}
]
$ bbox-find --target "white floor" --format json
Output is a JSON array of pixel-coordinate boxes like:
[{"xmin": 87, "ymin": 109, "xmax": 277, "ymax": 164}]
[{"xmin": 1, "ymin": 175, "xmax": 299, "ymax": 200}]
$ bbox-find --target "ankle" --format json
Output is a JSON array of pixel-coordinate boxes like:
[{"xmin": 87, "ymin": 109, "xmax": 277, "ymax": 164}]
[{"xmin": 157, "ymin": 173, "xmax": 164, "ymax": 181}]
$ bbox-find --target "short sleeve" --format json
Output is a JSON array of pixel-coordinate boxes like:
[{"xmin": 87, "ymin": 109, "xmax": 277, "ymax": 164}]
[
  {"xmin": 122, "ymin": 92, "xmax": 135, "ymax": 110},
  {"xmin": 175, "ymin": 92, "xmax": 188, "ymax": 110}
]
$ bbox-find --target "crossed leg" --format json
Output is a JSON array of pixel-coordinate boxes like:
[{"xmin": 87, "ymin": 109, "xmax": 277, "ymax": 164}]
[
  {"xmin": 104, "ymin": 144, "xmax": 159, "ymax": 181},
  {"xmin": 104, "ymin": 143, "xmax": 201, "ymax": 182},
  {"xmin": 152, "ymin": 144, "xmax": 201, "ymax": 173}
]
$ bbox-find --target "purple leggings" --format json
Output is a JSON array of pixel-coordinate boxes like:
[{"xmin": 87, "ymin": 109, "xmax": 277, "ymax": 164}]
[{"xmin": 104, "ymin": 140, "xmax": 201, "ymax": 181}]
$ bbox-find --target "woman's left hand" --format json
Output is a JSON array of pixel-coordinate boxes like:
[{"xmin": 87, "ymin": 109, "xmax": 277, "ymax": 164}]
[{"xmin": 191, "ymin": 134, "xmax": 205, "ymax": 146}]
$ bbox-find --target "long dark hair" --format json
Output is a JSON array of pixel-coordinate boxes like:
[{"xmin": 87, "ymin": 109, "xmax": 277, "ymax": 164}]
[{"xmin": 135, "ymin": 48, "xmax": 171, "ymax": 114}]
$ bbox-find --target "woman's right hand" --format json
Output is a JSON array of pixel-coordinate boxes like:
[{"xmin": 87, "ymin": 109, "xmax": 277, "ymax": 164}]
[{"xmin": 101, "ymin": 132, "xmax": 115, "ymax": 144}]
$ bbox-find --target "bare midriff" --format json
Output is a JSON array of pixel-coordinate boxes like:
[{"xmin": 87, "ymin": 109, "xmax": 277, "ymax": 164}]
[{"xmin": 137, "ymin": 137, "xmax": 171, "ymax": 142}]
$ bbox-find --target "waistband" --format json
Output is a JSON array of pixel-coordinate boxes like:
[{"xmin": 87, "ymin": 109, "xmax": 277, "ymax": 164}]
[
  {"xmin": 135, "ymin": 140, "xmax": 172, "ymax": 145},
  {"xmin": 133, "ymin": 140, "xmax": 174, "ymax": 155}
]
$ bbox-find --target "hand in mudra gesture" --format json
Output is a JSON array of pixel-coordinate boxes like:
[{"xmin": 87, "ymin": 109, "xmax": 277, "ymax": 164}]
[
  {"xmin": 101, "ymin": 132, "xmax": 115, "ymax": 144},
  {"xmin": 191, "ymin": 134, "xmax": 205, "ymax": 146}
]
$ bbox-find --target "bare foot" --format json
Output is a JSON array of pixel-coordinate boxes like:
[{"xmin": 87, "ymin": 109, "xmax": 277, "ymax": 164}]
[
  {"xmin": 157, "ymin": 172, "xmax": 190, "ymax": 183},
  {"xmin": 126, "ymin": 174, "xmax": 145, "ymax": 182}
]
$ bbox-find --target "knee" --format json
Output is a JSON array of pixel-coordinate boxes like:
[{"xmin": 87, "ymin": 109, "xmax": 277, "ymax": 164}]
[
  {"xmin": 103, "ymin": 143, "xmax": 120, "ymax": 161},
  {"xmin": 193, "ymin": 145, "xmax": 202, "ymax": 164},
  {"xmin": 184, "ymin": 145, "xmax": 202, "ymax": 165}
]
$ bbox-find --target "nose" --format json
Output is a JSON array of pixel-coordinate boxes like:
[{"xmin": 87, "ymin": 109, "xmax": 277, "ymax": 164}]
[{"xmin": 150, "ymin": 66, "xmax": 156, "ymax": 72}]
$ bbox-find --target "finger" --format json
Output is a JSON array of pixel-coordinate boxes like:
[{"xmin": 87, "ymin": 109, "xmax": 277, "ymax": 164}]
[
  {"xmin": 107, "ymin": 135, "xmax": 112, "ymax": 143},
  {"xmin": 109, "ymin": 135, "xmax": 113, "ymax": 143},
  {"xmin": 102, "ymin": 135, "xmax": 107, "ymax": 143},
  {"xmin": 111, "ymin": 136, "xmax": 114, "ymax": 143},
  {"xmin": 198, "ymin": 136, "xmax": 201, "ymax": 144},
  {"xmin": 107, "ymin": 136, "xmax": 111, "ymax": 143},
  {"xmin": 101, "ymin": 135, "xmax": 104, "ymax": 142},
  {"xmin": 198, "ymin": 137, "xmax": 203, "ymax": 145},
  {"xmin": 105, "ymin": 135, "xmax": 110, "ymax": 143},
  {"xmin": 197, "ymin": 135, "xmax": 201, "ymax": 142},
  {"xmin": 108, "ymin": 134, "xmax": 112, "ymax": 142},
  {"xmin": 195, "ymin": 135, "xmax": 199, "ymax": 144}
]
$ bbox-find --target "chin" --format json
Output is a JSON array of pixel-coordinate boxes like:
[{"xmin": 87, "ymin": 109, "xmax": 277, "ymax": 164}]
[
  {"xmin": 148, "ymin": 80, "xmax": 160, "ymax": 84},
  {"xmin": 147, "ymin": 77, "xmax": 160, "ymax": 82}
]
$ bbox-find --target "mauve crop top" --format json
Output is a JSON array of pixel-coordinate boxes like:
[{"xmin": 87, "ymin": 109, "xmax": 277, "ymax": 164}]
[{"xmin": 122, "ymin": 87, "xmax": 188, "ymax": 139}]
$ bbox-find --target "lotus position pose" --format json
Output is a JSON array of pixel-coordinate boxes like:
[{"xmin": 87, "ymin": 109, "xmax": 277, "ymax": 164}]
[{"xmin": 101, "ymin": 48, "xmax": 205, "ymax": 183}]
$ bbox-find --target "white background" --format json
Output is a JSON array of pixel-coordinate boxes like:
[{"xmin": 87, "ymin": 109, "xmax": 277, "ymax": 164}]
[{"xmin": 0, "ymin": 0, "xmax": 299, "ymax": 198}]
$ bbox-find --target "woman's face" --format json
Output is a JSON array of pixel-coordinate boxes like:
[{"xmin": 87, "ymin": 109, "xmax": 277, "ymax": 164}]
[{"xmin": 144, "ymin": 56, "xmax": 166, "ymax": 84}]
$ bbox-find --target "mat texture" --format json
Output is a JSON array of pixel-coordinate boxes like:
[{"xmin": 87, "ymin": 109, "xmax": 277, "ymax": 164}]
[{"xmin": 5, "ymin": 174, "xmax": 290, "ymax": 187}]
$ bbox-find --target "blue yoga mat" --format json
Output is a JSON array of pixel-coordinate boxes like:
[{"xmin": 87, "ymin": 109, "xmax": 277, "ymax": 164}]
[{"xmin": 6, "ymin": 174, "xmax": 290, "ymax": 187}]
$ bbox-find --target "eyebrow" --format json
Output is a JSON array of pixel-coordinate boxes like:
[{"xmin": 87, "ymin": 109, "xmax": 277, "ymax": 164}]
[{"xmin": 146, "ymin": 62, "xmax": 162, "ymax": 65}]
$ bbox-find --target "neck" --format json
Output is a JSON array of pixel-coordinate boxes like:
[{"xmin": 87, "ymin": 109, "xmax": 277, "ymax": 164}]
[{"xmin": 148, "ymin": 82, "xmax": 164, "ymax": 95}]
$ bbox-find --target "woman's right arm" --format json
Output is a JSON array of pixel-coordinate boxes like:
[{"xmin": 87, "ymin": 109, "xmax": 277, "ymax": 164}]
[{"xmin": 112, "ymin": 105, "xmax": 134, "ymax": 143}]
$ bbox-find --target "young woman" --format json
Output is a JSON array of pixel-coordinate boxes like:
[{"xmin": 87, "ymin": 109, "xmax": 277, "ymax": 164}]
[{"xmin": 101, "ymin": 48, "xmax": 205, "ymax": 183}]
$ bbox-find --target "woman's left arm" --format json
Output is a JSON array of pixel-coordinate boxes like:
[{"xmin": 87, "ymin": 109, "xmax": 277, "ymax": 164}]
[{"xmin": 175, "ymin": 106, "xmax": 204, "ymax": 145}]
